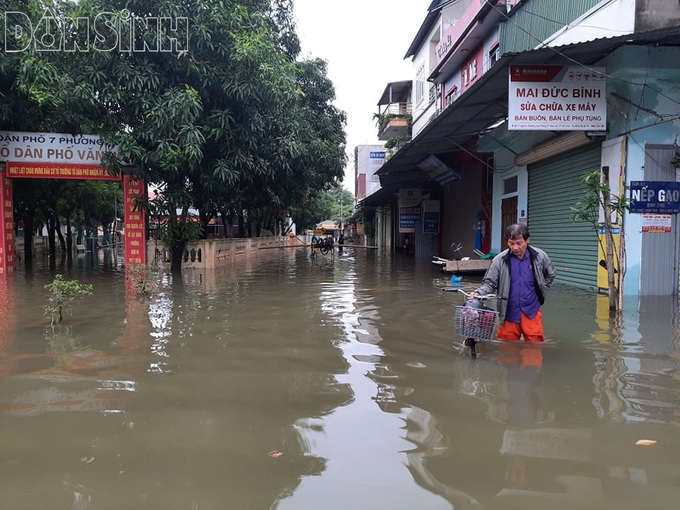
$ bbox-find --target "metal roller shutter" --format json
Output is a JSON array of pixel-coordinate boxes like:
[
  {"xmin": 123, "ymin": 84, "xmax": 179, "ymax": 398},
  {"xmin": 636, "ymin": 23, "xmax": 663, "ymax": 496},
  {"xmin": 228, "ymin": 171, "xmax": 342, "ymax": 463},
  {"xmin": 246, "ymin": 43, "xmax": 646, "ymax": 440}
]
[
  {"xmin": 641, "ymin": 144, "xmax": 680, "ymax": 296},
  {"xmin": 528, "ymin": 143, "xmax": 601, "ymax": 290}
]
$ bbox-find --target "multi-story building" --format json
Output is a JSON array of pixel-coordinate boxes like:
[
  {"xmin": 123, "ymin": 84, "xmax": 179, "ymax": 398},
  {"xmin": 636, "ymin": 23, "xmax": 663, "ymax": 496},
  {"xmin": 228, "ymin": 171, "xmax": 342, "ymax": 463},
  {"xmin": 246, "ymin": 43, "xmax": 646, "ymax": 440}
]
[
  {"xmin": 355, "ymin": 144, "xmax": 388, "ymax": 202},
  {"xmin": 362, "ymin": 0, "xmax": 680, "ymax": 296},
  {"xmin": 355, "ymin": 144, "xmax": 390, "ymax": 247}
]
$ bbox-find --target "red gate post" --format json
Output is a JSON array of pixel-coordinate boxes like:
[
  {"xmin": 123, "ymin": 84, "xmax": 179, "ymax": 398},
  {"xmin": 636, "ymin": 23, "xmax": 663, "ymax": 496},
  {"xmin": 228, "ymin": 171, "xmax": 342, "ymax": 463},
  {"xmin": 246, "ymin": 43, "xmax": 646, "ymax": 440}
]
[
  {"xmin": 121, "ymin": 174, "xmax": 152, "ymax": 353},
  {"xmin": 0, "ymin": 171, "xmax": 16, "ymax": 376},
  {"xmin": 123, "ymin": 174, "xmax": 147, "ymax": 270},
  {"xmin": 0, "ymin": 170, "xmax": 15, "ymax": 276},
  {"xmin": 0, "ymin": 276, "xmax": 16, "ymax": 377}
]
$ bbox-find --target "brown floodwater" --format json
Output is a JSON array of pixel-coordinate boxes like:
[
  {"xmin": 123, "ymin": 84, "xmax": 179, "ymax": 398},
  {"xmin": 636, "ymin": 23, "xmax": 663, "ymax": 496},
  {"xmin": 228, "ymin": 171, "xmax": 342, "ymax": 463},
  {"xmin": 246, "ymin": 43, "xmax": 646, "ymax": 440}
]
[{"xmin": 1, "ymin": 247, "xmax": 679, "ymax": 510}]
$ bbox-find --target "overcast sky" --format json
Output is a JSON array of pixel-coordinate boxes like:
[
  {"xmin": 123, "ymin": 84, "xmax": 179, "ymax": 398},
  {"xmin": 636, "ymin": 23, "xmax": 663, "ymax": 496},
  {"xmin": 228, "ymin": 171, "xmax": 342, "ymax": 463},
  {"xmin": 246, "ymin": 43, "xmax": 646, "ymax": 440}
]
[{"xmin": 293, "ymin": 0, "xmax": 428, "ymax": 191}]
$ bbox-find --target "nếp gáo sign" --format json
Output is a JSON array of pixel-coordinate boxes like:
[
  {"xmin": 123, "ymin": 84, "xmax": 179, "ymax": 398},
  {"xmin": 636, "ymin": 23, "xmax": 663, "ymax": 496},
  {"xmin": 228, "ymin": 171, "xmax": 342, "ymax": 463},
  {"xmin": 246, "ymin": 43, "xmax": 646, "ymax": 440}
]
[{"xmin": 629, "ymin": 181, "xmax": 680, "ymax": 213}]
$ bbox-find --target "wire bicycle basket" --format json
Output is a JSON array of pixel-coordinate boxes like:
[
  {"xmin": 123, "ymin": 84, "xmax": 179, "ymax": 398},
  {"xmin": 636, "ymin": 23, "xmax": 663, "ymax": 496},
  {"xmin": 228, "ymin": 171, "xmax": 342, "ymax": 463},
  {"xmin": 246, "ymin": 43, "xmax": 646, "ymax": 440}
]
[{"xmin": 454, "ymin": 306, "xmax": 500, "ymax": 341}]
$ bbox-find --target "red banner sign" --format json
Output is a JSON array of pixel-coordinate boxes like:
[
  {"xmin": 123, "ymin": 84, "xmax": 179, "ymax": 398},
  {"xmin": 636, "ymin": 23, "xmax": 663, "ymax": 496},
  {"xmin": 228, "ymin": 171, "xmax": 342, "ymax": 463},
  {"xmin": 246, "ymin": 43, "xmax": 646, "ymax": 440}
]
[
  {"xmin": 123, "ymin": 175, "xmax": 146, "ymax": 267},
  {"xmin": 6, "ymin": 162, "xmax": 120, "ymax": 180}
]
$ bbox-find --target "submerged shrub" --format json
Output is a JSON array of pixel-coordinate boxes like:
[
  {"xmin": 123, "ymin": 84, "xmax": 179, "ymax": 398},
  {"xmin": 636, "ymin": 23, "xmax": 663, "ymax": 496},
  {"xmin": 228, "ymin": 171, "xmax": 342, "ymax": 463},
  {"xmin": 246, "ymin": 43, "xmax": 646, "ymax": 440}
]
[{"xmin": 44, "ymin": 274, "xmax": 93, "ymax": 325}]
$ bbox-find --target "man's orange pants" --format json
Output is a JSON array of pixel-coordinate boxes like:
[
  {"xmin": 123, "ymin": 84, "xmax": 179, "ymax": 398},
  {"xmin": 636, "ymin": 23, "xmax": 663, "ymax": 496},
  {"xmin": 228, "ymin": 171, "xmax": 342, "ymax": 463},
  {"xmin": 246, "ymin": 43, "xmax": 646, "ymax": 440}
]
[{"xmin": 497, "ymin": 310, "xmax": 544, "ymax": 342}]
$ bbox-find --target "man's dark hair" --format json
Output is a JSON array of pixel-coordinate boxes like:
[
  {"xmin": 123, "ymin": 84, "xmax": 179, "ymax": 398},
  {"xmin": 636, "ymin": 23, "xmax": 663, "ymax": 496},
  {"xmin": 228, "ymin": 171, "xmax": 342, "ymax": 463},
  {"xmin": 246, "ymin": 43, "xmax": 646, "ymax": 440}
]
[{"xmin": 505, "ymin": 223, "xmax": 530, "ymax": 240}]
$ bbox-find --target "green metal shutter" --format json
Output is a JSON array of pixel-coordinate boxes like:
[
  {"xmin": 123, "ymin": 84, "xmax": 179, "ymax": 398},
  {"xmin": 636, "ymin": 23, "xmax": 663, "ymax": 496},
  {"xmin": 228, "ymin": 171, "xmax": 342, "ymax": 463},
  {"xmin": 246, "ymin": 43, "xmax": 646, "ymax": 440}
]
[{"xmin": 528, "ymin": 143, "xmax": 601, "ymax": 290}]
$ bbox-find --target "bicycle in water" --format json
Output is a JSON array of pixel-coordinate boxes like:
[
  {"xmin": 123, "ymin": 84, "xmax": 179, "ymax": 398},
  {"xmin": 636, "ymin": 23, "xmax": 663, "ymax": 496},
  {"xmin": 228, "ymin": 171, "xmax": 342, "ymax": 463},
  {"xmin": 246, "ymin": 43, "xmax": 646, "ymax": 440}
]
[{"xmin": 443, "ymin": 287, "xmax": 499, "ymax": 358}]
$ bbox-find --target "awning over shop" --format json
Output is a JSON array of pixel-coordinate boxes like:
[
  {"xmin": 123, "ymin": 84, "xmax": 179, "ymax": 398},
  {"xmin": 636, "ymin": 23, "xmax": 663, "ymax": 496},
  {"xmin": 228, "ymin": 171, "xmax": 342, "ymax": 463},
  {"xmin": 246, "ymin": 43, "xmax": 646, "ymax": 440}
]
[{"xmin": 361, "ymin": 26, "xmax": 680, "ymax": 208}]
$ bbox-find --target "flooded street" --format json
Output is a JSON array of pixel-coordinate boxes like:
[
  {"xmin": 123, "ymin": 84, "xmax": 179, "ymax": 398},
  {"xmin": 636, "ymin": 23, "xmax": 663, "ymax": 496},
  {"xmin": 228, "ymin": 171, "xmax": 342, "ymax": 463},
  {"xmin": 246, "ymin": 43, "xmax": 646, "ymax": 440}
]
[{"xmin": 1, "ymin": 248, "xmax": 679, "ymax": 510}]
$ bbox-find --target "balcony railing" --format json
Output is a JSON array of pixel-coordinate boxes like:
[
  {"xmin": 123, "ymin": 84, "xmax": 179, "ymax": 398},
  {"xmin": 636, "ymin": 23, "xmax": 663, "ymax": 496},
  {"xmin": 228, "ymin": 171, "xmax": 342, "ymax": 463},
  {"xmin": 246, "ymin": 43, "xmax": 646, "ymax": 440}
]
[
  {"xmin": 379, "ymin": 102, "xmax": 412, "ymax": 116},
  {"xmin": 376, "ymin": 110, "xmax": 412, "ymax": 142},
  {"xmin": 376, "ymin": 100, "xmax": 412, "ymax": 131}
]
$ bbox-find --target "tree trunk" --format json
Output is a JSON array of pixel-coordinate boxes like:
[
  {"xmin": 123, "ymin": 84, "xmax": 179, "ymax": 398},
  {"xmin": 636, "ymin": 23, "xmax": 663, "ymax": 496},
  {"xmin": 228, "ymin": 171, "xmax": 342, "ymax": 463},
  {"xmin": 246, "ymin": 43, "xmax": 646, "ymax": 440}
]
[
  {"xmin": 47, "ymin": 216, "xmax": 56, "ymax": 256},
  {"xmin": 170, "ymin": 241, "xmax": 185, "ymax": 273},
  {"xmin": 219, "ymin": 207, "xmax": 229, "ymax": 238},
  {"xmin": 229, "ymin": 208, "xmax": 236, "ymax": 237},
  {"xmin": 101, "ymin": 222, "xmax": 110, "ymax": 246},
  {"xmin": 222, "ymin": 207, "xmax": 236, "ymax": 238},
  {"xmin": 247, "ymin": 208, "xmax": 255, "ymax": 237},
  {"xmin": 601, "ymin": 166, "xmax": 617, "ymax": 312},
  {"xmin": 24, "ymin": 216, "xmax": 34, "ymax": 271},
  {"xmin": 55, "ymin": 217, "xmax": 66, "ymax": 252},
  {"xmin": 65, "ymin": 215, "xmax": 73, "ymax": 264},
  {"xmin": 199, "ymin": 212, "xmax": 210, "ymax": 239},
  {"xmin": 238, "ymin": 207, "xmax": 245, "ymax": 238},
  {"xmin": 618, "ymin": 229, "xmax": 626, "ymax": 312}
]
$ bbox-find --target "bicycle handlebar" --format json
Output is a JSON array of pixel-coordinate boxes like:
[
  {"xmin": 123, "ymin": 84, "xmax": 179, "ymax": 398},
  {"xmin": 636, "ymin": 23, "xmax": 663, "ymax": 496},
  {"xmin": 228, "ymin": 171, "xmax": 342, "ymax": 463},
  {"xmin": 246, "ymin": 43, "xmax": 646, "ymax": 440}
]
[{"xmin": 442, "ymin": 287, "xmax": 497, "ymax": 301}]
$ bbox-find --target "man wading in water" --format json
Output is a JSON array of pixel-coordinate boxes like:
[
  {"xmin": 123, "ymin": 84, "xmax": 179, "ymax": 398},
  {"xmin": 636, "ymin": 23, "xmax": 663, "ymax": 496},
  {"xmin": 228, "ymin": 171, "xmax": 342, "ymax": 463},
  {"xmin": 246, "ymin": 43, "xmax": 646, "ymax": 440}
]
[{"xmin": 470, "ymin": 224, "xmax": 556, "ymax": 342}]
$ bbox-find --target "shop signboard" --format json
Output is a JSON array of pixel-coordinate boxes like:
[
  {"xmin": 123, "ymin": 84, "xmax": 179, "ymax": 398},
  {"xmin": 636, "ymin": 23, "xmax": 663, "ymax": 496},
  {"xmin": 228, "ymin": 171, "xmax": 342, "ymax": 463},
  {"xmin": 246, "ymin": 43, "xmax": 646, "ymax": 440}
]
[
  {"xmin": 399, "ymin": 188, "xmax": 421, "ymax": 233},
  {"xmin": 509, "ymin": 65, "xmax": 606, "ymax": 130},
  {"xmin": 629, "ymin": 181, "xmax": 680, "ymax": 213},
  {"xmin": 422, "ymin": 199, "xmax": 440, "ymax": 235}
]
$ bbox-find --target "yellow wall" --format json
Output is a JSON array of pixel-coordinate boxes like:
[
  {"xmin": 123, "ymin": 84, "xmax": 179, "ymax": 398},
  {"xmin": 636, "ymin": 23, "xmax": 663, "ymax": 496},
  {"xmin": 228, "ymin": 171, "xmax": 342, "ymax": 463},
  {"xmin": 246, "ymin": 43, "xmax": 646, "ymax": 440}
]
[{"xmin": 597, "ymin": 227, "xmax": 620, "ymax": 290}]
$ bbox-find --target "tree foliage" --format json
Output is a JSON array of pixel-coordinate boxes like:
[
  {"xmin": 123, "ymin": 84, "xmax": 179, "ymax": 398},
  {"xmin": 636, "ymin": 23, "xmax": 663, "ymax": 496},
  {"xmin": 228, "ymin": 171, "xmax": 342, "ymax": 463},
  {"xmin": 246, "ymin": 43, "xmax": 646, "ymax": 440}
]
[
  {"xmin": 44, "ymin": 274, "xmax": 93, "ymax": 325},
  {"xmin": 290, "ymin": 184, "xmax": 354, "ymax": 231},
  {"xmin": 3, "ymin": 0, "xmax": 347, "ymax": 272}
]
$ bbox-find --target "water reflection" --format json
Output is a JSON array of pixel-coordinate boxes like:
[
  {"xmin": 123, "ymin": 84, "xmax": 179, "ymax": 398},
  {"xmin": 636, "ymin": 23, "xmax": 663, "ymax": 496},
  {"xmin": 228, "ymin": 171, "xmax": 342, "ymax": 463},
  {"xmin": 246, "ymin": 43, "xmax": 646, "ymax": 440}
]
[
  {"xmin": 276, "ymin": 253, "xmax": 450, "ymax": 510},
  {"xmin": 0, "ymin": 250, "xmax": 679, "ymax": 509},
  {"xmin": 589, "ymin": 294, "xmax": 680, "ymax": 428}
]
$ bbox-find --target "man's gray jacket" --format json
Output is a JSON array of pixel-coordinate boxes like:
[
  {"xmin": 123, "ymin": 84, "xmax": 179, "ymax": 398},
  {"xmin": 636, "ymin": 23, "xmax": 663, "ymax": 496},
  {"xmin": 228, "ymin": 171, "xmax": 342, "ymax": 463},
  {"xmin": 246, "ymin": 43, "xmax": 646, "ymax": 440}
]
[{"xmin": 473, "ymin": 245, "xmax": 556, "ymax": 324}]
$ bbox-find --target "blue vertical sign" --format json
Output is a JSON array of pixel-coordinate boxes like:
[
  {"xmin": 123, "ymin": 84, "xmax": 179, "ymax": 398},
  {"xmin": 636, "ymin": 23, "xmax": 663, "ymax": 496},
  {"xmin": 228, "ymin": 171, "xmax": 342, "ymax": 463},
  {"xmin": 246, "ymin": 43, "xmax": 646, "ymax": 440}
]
[{"xmin": 422, "ymin": 199, "xmax": 440, "ymax": 235}]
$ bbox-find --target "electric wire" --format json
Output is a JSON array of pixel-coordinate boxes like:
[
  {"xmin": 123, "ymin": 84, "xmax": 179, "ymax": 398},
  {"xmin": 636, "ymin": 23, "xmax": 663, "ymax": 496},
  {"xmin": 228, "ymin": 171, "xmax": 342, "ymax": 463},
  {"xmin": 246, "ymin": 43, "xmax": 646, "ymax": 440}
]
[
  {"xmin": 486, "ymin": 0, "xmax": 680, "ymax": 108},
  {"xmin": 512, "ymin": 0, "xmax": 632, "ymax": 36},
  {"xmin": 398, "ymin": 1, "xmax": 680, "ymax": 193},
  {"xmin": 471, "ymin": 0, "xmax": 680, "ymax": 173}
]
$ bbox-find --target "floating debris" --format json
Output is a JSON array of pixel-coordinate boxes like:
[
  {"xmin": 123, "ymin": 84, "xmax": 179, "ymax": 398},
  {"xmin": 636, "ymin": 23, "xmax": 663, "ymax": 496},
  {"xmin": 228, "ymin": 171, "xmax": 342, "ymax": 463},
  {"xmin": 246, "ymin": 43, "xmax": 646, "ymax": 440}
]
[{"xmin": 405, "ymin": 361, "xmax": 427, "ymax": 369}]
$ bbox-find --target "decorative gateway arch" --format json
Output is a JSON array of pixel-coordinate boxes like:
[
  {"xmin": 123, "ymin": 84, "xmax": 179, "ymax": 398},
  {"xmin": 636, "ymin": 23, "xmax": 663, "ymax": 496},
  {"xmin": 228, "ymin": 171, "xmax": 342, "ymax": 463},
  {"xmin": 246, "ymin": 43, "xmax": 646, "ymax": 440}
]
[{"xmin": 0, "ymin": 131, "xmax": 147, "ymax": 276}]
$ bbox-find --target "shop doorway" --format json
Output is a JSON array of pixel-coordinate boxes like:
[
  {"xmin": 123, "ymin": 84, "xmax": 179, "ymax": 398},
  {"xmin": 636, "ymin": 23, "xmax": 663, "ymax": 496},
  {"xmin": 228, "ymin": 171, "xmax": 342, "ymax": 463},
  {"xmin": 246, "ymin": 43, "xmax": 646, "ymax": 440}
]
[{"xmin": 500, "ymin": 195, "xmax": 518, "ymax": 247}]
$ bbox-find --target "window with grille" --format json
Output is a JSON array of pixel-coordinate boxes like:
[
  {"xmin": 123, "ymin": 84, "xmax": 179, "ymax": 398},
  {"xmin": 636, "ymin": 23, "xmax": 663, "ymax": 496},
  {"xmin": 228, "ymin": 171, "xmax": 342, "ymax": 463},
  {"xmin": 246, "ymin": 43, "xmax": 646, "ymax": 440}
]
[
  {"xmin": 416, "ymin": 64, "xmax": 425, "ymax": 105},
  {"xmin": 503, "ymin": 175, "xmax": 518, "ymax": 195},
  {"xmin": 489, "ymin": 43, "xmax": 499, "ymax": 67}
]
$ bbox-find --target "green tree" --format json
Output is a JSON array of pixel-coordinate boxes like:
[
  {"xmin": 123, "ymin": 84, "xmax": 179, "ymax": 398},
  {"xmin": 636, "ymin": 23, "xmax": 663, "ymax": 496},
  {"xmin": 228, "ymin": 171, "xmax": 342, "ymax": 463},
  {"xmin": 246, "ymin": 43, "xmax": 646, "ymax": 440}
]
[
  {"xmin": 2, "ymin": 1, "xmax": 124, "ymax": 270},
  {"xmin": 7, "ymin": 0, "xmax": 347, "ymax": 273},
  {"xmin": 83, "ymin": 0, "xmax": 342, "ymax": 270},
  {"xmin": 290, "ymin": 184, "xmax": 353, "ymax": 231},
  {"xmin": 571, "ymin": 168, "xmax": 630, "ymax": 312},
  {"xmin": 12, "ymin": 178, "xmax": 121, "ymax": 268}
]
